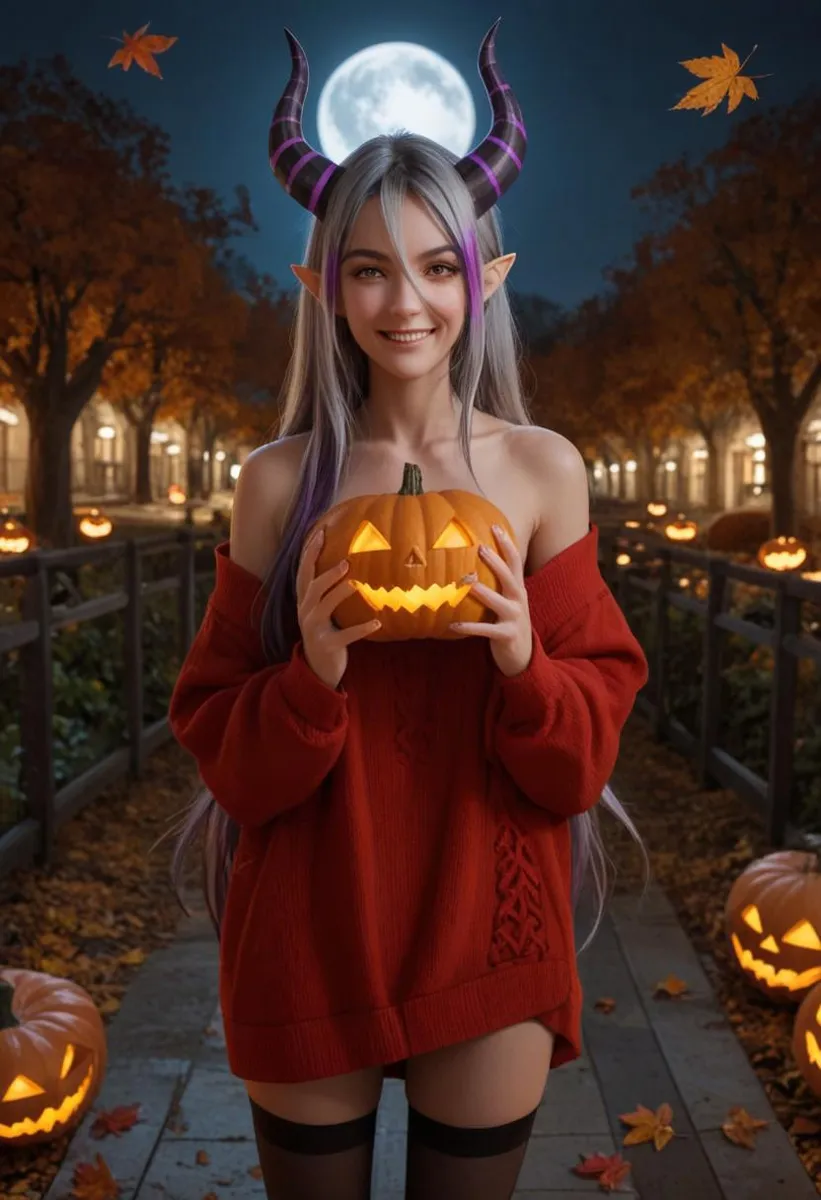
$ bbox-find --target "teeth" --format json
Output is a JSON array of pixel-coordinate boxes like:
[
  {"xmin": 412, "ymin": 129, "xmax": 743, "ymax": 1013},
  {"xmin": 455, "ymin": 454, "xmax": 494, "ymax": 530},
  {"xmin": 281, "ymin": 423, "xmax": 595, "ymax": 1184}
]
[{"xmin": 383, "ymin": 331, "xmax": 431, "ymax": 342}]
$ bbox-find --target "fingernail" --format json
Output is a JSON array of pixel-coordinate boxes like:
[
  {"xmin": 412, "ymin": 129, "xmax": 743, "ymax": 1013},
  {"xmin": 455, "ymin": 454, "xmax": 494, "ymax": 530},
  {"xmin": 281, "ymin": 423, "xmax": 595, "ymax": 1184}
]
[
  {"xmin": 492, "ymin": 524, "xmax": 503, "ymax": 536},
  {"xmin": 460, "ymin": 572, "xmax": 478, "ymax": 584}
]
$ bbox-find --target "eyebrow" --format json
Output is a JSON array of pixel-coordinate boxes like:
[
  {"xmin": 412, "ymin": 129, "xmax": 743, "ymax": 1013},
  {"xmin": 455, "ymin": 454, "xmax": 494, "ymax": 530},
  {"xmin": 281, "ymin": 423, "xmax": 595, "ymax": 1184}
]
[{"xmin": 341, "ymin": 244, "xmax": 458, "ymax": 264}]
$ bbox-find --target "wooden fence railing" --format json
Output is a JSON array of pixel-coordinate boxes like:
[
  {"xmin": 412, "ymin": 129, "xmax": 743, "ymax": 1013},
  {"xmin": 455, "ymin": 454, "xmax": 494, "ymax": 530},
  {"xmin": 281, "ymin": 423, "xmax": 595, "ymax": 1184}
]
[
  {"xmin": 0, "ymin": 528, "xmax": 218, "ymax": 878},
  {"xmin": 597, "ymin": 527, "xmax": 821, "ymax": 846},
  {"xmin": 0, "ymin": 523, "xmax": 819, "ymax": 880}
]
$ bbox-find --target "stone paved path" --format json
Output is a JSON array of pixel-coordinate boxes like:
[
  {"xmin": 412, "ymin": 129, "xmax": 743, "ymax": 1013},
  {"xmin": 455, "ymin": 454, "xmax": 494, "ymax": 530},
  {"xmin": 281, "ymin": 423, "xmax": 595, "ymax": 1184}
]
[{"xmin": 44, "ymin": 883, "xmax": 816, "ymax": 1199}]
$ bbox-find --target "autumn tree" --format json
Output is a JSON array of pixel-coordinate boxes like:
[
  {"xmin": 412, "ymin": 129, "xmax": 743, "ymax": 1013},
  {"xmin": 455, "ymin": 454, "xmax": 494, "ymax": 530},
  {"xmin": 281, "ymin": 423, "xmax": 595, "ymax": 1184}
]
[
  {"xmin": 0, "ymin": 55, "xmax": 256, "ymax": 547},
  {"xmin": 631, "ymin": 91, "xmax": 821, "ymax": 534}
]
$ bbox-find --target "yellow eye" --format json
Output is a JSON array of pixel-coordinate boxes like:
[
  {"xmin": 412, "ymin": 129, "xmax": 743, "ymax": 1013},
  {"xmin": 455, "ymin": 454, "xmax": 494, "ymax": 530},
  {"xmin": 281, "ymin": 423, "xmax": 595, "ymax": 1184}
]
[
  {"xmin": 783, "ymin": 920, "xmax": 821, "ymax": 950},
  {"xmin": 742, "ymin": 904, "xmax": 763, "ymax": 933},
  {"xmin": 349, "ymin": 521, "xmax": 391, "ymax": 553},
  {"xmin": 60, "ymin": 1044, "xmax": 76, "ymax": 1079},
  {"xmin": 431, "ymin": 520, "xmax": 472, "ymax": 550},
  {"xmin": 3, "ymin": 1075, "xmax": 45, "ymax": 1102}
]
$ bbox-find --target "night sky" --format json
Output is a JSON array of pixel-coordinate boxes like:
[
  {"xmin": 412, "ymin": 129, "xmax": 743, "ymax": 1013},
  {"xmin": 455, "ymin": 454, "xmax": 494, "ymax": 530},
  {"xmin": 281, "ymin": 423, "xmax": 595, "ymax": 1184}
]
[{"xmin": 5, "ymin": 0, "xmax": 821, "ymax": 308}]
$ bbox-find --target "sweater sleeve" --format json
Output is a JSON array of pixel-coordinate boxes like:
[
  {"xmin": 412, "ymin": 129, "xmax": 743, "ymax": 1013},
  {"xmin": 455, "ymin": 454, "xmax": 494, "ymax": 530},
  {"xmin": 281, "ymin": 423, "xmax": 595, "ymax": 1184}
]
[
  {"xmin": 168, "ymin": 541, "xmax": 349, "ymax": 828},
  {"xmin": 483, "ymin": 526, "xmax": 648, "ymax": 818}
]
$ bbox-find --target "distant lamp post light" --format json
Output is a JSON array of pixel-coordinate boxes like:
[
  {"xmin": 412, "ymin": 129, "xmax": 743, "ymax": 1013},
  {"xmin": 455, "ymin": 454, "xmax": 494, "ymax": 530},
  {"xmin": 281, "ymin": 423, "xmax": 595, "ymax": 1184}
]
[
  {"xmin": 757, "ymin": 536, "xmax": 809, "ymax": 572},
  {"xmin": 745, "ymin": 433, "xmax": 766, "ymax": 449},
  {"xmin": 665, "ymin": 514, "xmax": 699, "ymax": 543},
  {"xmin": 625, "ymin": 460, "xmax": 637, "ymax": 472},
  {"xmin": 0, "ymin": 407, "xmax": 20, "ymax": 426},
  {"xmin": 229, "ymin": 464, "xmax": 241, "ymax": 482},
  {"xmin": 96, "ymin": 425, "xmax": 116, "ymax": 440},
  {"xmin": 0, "ymin": 509, "xmax": 34, "ymax": 555},
  {"xmin": 78, "ymin": 508, "xmax": 112, "ymax": 539},
  {"xmin": 624, "ymin": 519, "xmax": 641, "ymax": 529},
  {"xmin": 615, "ymin": 553, "xmax": 631, "ymax": 567}
]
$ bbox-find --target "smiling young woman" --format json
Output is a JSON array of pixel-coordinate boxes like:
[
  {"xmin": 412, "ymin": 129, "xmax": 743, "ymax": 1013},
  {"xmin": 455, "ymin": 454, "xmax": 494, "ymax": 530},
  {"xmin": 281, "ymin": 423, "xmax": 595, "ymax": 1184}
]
[{"xmin": 167, "ymin": 19, "xmax": 648, "ymax": 1200}]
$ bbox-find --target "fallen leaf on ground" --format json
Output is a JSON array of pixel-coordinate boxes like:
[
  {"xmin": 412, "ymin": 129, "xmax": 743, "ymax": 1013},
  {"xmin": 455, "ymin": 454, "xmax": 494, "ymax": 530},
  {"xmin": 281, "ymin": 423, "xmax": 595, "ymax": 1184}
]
[
  {"xmin": 670, "ymin": 43, "xmax": 766, "ymax": 116},
  {"xmin": 71, "ymin": 1154, "xmax": 120, "ymax": 1200},
  {"xmin": 195, "ymin": 1149, "xmax": 210, "ymax": 1165},
  {"xmin": 654, "ymin": 973, "xmax": 691, "ymax": 999},
  {"xmin": 620, "ymin": 1102, "xmax": 675, "ymax": 1150},
  {"xmin": 572, "ymin": 1151, "xmax": 632, "ymax": 1191},
  {"xmin": 594, "ymin": 996, "xmax": 617, "ymax": 1013},
  {"xmin": 790, "ymin": 1116, "xmax": 821, "ymax": 1137},
  {"xmin": 90, "ymin": 1103, "xmax": 143, "ymax": 1138},
  {"xmin": 722, "ymin": 1106, "xmax": 769, "ymax": 1149}
]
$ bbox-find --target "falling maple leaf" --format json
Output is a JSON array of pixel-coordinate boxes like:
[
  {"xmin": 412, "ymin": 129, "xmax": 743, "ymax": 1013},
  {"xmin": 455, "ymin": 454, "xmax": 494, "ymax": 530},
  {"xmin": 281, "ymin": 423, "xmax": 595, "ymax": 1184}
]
[
  {"xmin": 71, "ymin": 1154, "xmax": 120, "ymax": 1200},
  {"xmin": 653, "ymin": 973, "xmax": 690, "ymax": 999},
  {"xmin": 90, "ymin": 1102, "xmax": 143, "ymax": 1138},
  {"xmin": 107, "ymin": 23, "xmax": 178, "ymax": 80},
  {"xmin": 620, "ymin": 1102, "xmax": 675, "ymax": 1150},
  {"xmin": 671, "ymin": 44, "xmax": 769, "ymax": 116},
  {"xmin": 572, "ymin": 1151, "xmax": 632, "ymax": 1192},
  {"xmin": 594, "ymin": 996, "xmax": 617, "ymax": 1014},
  {"xmin": 721, "ymin": 1106, "xmax": 769, "ymax": 1149}
]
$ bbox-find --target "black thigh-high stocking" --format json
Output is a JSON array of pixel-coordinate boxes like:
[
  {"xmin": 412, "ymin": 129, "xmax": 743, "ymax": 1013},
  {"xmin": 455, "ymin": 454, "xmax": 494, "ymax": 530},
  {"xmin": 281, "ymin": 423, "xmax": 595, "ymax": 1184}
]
[
  {"xmin": 404, "ymin": 1103, "xmax": 538, "ymax": 1200},
  {"xmin": 248, "ymin": 1095, "xmax": 377, "ymax": 1200}
]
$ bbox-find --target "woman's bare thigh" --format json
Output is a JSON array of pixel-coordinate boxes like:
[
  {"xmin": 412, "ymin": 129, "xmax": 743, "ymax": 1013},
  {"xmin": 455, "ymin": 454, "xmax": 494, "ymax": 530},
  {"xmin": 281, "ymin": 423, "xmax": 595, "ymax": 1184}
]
[
  {"xmin": 405, "ymin": 1020, "xmax": 554, "ymax": 1126},
  {"xmin": 244, "ymin": 1066, "xmax": 385, "ymax": 1124}
]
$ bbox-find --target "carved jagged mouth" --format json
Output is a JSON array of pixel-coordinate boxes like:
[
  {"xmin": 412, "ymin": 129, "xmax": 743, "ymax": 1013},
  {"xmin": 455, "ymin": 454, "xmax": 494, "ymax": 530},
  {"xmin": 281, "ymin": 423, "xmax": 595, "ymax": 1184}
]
[
  {"xmin": 0, "ymin": 1065, "xmax": 94, "ymax": 1139},
  {"xmin": 351, "ymin": 581, "xmax": 472, "ymax": 613},
  {"xmin": 731, "ymin": 934, "xmax": 821, "ymax": 991}
]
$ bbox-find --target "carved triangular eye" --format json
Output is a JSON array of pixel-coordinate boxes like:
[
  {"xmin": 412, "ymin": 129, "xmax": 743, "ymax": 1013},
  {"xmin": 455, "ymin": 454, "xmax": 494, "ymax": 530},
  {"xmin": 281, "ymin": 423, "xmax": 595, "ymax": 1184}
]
[
  {"xmin": 349, "ymin": 521, "xmax": 391, "ymax": 553},
  {"xmin": 742, "ymin": 904, "xmax": 763, "ymax": 933},
  {"xmin": 783, "ymin": 920, "xmax": 821, "ymax": 950},
  {"xmin": 431, "ymin": 520, "xmax": 472, "ymax": 550},
  {"xmin": 3, "ymin": 1074, "xmax": 46, "ymax": 1102},
  {"xmin": 60, "ymin": 1044, "xmax": 75, "ymax": 1080}
]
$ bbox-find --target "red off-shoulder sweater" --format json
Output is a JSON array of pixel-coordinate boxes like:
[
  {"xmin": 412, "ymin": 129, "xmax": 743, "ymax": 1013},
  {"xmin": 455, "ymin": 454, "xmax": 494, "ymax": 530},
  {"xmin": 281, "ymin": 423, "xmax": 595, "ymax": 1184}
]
[{"xmin": 168, "ymin": 524, "xmax": 648, "ymax": 1084}]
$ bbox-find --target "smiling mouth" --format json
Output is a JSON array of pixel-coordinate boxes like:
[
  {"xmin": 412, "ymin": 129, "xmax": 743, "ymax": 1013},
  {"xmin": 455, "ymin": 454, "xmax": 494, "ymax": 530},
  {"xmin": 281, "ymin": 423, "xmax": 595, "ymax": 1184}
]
[
  {"xmin": 731, "ymin": 934, "xmax": 821, "ymax": 990},
  {"xmin": 0, "ymin": 1065, "xmax": 94, "ymax": 1139},
  {"xmin": 379, "ymin": 329, "xmax": 435, "ymax": 343},
  {"xmin": 351, "ymin": 580, "xmax": 471, "ymax": 612}
]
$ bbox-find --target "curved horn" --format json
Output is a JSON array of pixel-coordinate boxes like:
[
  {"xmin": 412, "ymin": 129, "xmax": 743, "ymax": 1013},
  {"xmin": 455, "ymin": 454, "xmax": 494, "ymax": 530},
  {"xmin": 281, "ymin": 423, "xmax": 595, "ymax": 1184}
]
[
  {"xmin": 455, "ymin": 19, "xmax": 527, "ymax": 217},
  {"xmin": 268, "ymin": 28, "xmax": 345, "ymax": 219}
]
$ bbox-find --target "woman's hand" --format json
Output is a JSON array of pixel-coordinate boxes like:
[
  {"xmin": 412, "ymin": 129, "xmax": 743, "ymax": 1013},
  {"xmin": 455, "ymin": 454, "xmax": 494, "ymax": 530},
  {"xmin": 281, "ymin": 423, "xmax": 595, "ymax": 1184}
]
[
  {"xmin": 297, "ymin": 527, "xmax": 381, "ymax": 690},
  {"xmin": 449, "ymin": 524, "xmax": 534, "ymax": 677}
]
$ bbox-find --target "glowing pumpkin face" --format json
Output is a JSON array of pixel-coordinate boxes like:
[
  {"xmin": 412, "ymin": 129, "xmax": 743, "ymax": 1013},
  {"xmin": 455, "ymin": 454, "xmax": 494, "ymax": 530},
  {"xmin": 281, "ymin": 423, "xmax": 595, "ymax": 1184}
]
[
  {"xmin": 756, "ymin": 536, "xmax": 809, "ymax": 572},
  {"xmin": 725, "ymin": 851, "xmax": 821, "ymax": 1002},
  {"xmin": 792, "ymin": 981, "xmax": 821, "ymax": 1097},
  {"xmin": 312, "ymin": 462, "xmax": 518, "ymax": 642},
  {"xmin": 0, "ymin": 969, "xmax": 107, "ymax": 1145}
]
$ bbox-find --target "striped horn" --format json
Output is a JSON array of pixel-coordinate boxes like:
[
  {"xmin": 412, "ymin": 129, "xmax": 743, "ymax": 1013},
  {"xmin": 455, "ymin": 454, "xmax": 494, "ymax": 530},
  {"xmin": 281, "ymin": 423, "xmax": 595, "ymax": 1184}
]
[
  {"xmin": 268, "ymin": 28, "xmax": 345, "ymax": 220},
  {"xmin": 455, "ymin": 19, "xmax": 527, "ymax": 218}
]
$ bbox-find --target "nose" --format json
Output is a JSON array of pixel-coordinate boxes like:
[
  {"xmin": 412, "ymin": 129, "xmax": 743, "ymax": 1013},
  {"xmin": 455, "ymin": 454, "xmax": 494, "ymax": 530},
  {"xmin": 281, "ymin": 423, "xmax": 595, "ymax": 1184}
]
[{"xmin": 387, "ymin": 271, "xmax": 425, "ymax": 318}]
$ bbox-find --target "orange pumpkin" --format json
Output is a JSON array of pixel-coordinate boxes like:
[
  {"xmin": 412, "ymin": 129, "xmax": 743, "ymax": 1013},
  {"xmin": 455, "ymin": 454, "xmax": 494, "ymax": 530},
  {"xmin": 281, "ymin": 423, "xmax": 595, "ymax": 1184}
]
[
  {"xmin": 725, "ymin": 851, "xmax": 821, "ymax": 1002},
  {"xmin": 0, "ymin": 969, "xmax": 107, "ymax": 1145},
  {"xmin": 756, "ymin": 536, "xmax": 809, "ymax": 572},
  {"xmin": 312, "ymin": 462, "xmax": 518, "ymax": 641},
  {"xmin": 793, "ymin": 980, "xmax": 821, "ymax": 1096}
]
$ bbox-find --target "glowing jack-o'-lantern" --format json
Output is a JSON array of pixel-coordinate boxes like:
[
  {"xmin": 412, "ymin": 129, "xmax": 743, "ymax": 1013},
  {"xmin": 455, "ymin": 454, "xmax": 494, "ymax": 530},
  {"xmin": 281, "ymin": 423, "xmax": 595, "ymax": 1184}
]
[
  {"xmin": 756, "ymin": 536, "xmax": 809, "ymax": 572},
  {"xmin": 725, "ymin": 851, "xmax": 821, "ymax": 1001},
  {"xmin": 168, "ymin": 484, "xmax": 187, "ymax": 505},
  {"xmin": 78, "ymin": 508, "xmax": 112, "ymax": 539},
  {"xmin": 0, "ymin": 510, "xmax": 33, "ymax": 555},
  {"xmin": 664, "ymin": 514, "xmax": 698, "ymax": 543},
  {"xmin": 0, "ymin": 969, "xmax": 107, "ymax": 1145},
  {"xmin": 647, "ymin": 501, "xmax": 667, "ymax": 517},
  {"xmin": 792, "ymin": 981, "xmax": 821, "ymax": 1097},
  {"xmin": 311, "ymin": 462, "xmax": 518, "ymax": 642}
]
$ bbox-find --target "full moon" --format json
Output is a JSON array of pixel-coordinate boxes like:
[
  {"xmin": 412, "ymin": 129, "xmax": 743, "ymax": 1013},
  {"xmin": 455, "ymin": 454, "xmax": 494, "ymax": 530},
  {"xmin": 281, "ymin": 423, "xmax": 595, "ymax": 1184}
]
[{"xmin": 317, "ymin": 42, "xmax": 475, "ymax": 163}]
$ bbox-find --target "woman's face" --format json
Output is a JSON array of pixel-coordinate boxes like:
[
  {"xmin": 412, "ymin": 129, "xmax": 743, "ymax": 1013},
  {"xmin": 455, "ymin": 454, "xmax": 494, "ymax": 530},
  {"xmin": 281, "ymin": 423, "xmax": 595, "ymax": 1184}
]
[{"xmin": 337, "ymin": 194, "xmax": 468, "ymax": 382}]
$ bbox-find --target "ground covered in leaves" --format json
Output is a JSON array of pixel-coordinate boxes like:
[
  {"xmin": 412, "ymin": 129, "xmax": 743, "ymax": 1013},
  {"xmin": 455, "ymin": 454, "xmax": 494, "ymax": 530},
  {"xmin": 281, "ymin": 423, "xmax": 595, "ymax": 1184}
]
[
  {"xmin": 1, "ymin": 721, "xmax": 820, "ymax": 1196},
  {"xmin": 608, "ymin": 715, "xmax": 821, "ymax": 1193}
]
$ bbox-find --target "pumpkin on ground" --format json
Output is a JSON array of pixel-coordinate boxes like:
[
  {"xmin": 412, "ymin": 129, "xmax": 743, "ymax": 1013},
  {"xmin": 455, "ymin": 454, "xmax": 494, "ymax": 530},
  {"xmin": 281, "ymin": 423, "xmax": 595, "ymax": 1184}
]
[
  {"xmin": 0, "ymin": 968, "xmax": 107, "ymax": 1146},
  {"xmin": 725, "ymin": 851, "xmax": 821, "ymax": 1002},
  {"xmin": 311, "ymin": 462, "xmax": 518, "ymax": 642},
  {"xmin": 793, "ymin": 980, "xmax": 821, "ymax": 1097}
]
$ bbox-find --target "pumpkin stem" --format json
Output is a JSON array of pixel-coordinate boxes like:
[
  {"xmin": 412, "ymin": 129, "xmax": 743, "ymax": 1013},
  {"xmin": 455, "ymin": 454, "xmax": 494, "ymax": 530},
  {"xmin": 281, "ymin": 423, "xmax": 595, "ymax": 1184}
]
[
  {"xmin": 0, "ymin": 978, "xmax": 21, "ymax": 1029},
  {"xmin": 398, "ymin": 463, "xmax": 424, "ymax": 496}
]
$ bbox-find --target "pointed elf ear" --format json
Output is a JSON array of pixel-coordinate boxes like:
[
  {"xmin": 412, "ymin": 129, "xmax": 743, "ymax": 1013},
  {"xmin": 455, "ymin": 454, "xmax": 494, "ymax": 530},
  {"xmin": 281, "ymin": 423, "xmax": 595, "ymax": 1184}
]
[
  {"xmin": 482, "ymin": 252, "xmax": 517, "ymax": 301},
  {"xmin": 290, "ymin": 264, "xmax": 322, "ymax": 302}
]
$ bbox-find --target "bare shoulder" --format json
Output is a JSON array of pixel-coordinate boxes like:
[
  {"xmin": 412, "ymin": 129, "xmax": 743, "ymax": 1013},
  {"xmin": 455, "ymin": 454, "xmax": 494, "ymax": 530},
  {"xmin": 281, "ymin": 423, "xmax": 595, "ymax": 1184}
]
[
  {"xmin": 229, "ymin": 433, "xmax": 311, "ymax": 581},
  {"xmin": 505, "ymin": 425, "xmax": 591, "ymax": 569}
]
